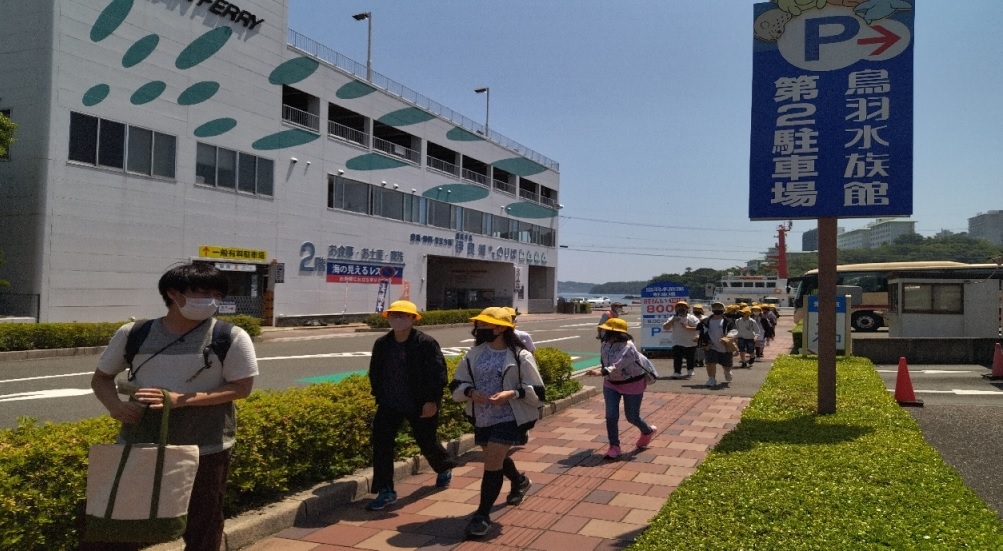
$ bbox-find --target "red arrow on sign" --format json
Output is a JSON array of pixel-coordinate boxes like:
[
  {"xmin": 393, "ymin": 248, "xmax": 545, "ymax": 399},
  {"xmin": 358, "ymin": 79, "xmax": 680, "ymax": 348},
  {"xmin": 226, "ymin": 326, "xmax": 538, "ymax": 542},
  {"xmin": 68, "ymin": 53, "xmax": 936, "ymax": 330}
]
[{"xmin": 857, "ymin": 25, "xmax": 901, "ymax": 56}]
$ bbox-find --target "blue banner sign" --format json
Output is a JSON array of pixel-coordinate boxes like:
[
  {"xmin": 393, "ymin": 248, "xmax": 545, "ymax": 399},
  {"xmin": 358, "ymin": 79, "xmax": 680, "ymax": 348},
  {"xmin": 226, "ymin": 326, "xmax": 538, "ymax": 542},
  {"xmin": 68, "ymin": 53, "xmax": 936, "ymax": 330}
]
[
  {"xmin": 640, "ymin": 282, "xmax": 690, "ymax": 351},
  {"xmin": 750, "ymin": 1, "xmax": 914, "ymax": 220}
]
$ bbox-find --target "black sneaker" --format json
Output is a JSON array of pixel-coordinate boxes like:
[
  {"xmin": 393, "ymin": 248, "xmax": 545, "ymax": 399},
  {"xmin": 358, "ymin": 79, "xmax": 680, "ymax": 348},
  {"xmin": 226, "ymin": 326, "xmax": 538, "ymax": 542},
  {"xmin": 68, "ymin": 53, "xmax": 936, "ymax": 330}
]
[
  {"xmin": 506, "ymin": 474, "xmax": 532, "ymax": 505},
  {"xmin": 465, "ymin": 514, "xmax": 491, "ymax": 537}
]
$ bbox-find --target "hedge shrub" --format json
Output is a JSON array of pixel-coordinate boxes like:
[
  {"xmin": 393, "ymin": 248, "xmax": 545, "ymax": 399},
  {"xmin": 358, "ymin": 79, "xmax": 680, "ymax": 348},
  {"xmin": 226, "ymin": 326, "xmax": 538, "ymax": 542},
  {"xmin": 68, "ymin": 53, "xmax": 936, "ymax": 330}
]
[
  {"xmin": 0, "ymin": 316, "xmax": 261, "ymax": 352},
  {"xmin": 630, "ymin": 356, "xmax": 1003, "ymax": 550},
  {"xmin": 0, "ymin": 347, "xmax": 579, "ymax": 550},
  {"xmin": 365, "ymin": 308, "xmax": 482, "ymax": 329}
]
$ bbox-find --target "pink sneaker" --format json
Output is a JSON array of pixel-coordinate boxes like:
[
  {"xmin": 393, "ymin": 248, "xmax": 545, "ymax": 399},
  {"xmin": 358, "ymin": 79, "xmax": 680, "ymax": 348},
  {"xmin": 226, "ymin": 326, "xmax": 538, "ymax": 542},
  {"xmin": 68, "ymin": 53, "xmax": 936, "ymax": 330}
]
[
  {"xmin": 604, "ymin": 445, "xmax": 621, "ymax": 459},
  {"xmin": 636, "ymin": 426, "xmax": 657, "ymax": 448}
]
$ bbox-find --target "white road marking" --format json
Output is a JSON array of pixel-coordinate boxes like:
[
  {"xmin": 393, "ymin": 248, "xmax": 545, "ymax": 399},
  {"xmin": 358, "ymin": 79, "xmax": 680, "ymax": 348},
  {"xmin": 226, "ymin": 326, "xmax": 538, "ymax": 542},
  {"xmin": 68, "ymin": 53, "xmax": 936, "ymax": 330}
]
[
  {"xmin": 534, "ymin": 336, "xmax": 581, "ymax": 344},
  {"xmin": 887, "ymin": 388, "xmax": 1003, "ymax": 396},
  {"xmin": 267, "ymin": 333, "xmax": 367, "ymax": 342},
  {"xmin": 876, "ymin": 369, "xmax": 975, "ymax": 374},
  {"xmin": 0, "ymin": 372, "xmax": 93, "ymax": 384},
  {"xmin": 258, "ymin": 351, "xmax": 373, "ymax": 361},
  {"xmin": 0, "ymin": 388, "xmax": 94, "ymax": 402}
]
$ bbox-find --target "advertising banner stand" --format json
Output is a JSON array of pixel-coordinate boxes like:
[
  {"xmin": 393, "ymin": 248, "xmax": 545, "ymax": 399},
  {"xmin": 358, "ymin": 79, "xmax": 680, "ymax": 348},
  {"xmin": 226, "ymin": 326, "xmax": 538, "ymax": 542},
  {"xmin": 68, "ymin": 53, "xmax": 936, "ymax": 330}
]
[{"xmin": 640, "ymin": 282, "xmax": 689, "ymax": 355}]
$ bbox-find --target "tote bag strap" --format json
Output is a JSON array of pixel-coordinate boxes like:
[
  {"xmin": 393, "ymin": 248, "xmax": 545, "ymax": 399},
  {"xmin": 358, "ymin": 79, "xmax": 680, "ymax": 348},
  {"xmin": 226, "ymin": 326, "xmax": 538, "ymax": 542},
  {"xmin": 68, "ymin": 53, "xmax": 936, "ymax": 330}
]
[{"xmin": 103, "ymin": 389, "xmax": 174, "ymax": 520}]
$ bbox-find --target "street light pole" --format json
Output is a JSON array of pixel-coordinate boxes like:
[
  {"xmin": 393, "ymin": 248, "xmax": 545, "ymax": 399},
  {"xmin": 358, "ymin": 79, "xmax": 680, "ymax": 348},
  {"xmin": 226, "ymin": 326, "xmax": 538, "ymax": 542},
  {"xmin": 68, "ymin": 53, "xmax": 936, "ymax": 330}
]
[
  {"xmin": 352, "ymin": 12, "xmax": 372, "ymax": 81},
  {"xmin": 474, "ymin": 87, "xmax": 490, "ymax": 135}
]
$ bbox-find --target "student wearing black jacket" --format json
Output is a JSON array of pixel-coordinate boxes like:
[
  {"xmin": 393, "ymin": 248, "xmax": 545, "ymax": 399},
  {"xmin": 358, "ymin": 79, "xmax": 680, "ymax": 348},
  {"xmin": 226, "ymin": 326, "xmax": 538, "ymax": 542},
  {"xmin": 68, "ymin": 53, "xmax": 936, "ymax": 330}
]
[{"xmin": 366, "ymin": 301, "xmax": 457, "ymax": 511}]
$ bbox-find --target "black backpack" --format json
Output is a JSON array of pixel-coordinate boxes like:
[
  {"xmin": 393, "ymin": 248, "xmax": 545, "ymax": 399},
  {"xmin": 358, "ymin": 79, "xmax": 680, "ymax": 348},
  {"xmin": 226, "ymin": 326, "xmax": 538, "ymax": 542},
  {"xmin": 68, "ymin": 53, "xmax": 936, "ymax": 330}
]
[{"xmin": 124, "ymin": 319, "xmax": 234, "ymax": 374}]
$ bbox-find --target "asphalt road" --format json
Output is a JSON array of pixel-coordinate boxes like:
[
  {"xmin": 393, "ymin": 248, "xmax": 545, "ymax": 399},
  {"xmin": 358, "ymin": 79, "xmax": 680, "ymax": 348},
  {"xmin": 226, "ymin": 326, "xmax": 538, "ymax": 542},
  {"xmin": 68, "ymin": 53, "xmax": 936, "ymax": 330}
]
[{"xmin": 0, "ymin": 314, "xmax": 613, "ymax": 428}]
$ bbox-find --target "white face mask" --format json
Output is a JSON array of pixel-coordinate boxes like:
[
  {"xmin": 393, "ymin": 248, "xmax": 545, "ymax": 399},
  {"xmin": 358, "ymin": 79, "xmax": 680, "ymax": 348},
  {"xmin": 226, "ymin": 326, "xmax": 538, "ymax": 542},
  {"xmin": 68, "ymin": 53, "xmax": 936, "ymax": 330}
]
[
  {"xmin": 388, "ymin": 317, "xmax": 414, "ymax": 333},
  {"xmin": 178, "ymin": 297, "xmax": 218, "ymax": 321}
]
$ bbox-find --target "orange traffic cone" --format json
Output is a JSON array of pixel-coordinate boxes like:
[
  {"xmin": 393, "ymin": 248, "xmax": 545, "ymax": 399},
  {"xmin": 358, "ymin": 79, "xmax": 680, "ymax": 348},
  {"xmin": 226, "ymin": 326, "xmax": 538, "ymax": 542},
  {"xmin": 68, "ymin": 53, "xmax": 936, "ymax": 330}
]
[
  {"xmin": 982, "ymin": 343, "xmax": 1003, "ymax": 380},
  {"xmin": 894, "ymin": 356, "xmax": 923, "ymax": 407}
]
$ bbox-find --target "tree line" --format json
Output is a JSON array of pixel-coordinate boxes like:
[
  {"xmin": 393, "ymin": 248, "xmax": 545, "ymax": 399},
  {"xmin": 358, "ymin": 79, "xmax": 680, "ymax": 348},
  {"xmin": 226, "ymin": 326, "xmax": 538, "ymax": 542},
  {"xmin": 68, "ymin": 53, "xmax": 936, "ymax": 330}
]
[{"xmin": 584, "ymin": 233, "xmax": 1003, "ymax": 299}]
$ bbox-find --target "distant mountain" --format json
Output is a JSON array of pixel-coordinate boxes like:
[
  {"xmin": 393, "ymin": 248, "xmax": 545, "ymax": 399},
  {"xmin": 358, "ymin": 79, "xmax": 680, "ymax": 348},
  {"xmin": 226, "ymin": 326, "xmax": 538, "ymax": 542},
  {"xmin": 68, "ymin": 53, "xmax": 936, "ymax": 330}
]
[{"xmin": 557, "ymin": 281, "xmax": 595, "ymax": 294}]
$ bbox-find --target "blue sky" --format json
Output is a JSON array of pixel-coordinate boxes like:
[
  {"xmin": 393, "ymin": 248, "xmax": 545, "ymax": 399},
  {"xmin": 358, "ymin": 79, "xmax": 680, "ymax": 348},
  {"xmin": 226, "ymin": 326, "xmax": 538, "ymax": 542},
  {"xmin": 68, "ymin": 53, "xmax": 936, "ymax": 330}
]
[{"xmin": 287, "ymin": 1, "xmax": 1003, "ymax": 284}]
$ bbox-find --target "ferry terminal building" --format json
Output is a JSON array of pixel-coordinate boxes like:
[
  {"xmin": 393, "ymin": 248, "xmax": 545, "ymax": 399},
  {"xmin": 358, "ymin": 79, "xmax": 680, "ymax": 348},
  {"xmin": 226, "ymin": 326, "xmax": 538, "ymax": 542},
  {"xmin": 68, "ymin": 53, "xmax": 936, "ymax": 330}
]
[{"xmin": 0, "ymin": 0, "xmax": 559, "ymax": 324}]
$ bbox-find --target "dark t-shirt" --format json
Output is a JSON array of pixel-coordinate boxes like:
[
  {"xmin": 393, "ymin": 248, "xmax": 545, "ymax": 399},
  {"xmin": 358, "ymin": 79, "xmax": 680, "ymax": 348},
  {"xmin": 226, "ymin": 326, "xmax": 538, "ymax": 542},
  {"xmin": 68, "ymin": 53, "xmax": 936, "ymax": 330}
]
[{"xmin": 381, "ymin": 339, "xmax": 417, "ymax": 413}]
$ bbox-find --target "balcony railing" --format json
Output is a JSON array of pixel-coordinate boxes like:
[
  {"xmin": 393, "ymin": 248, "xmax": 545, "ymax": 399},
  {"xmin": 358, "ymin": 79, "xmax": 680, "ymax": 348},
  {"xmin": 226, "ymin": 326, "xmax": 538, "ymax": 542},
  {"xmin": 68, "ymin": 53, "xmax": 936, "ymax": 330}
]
[
  {"xmin": 519, "ymin": 188, "xmax": 538, "ymax": 202},
  {"xmin": 426, "ymin": 155, "xmax": 459, "ymax": 176},
  {"xmin": 328, "ymin": 120, "xmax": 367, "ymax": 146},
  {"xmin": 287, "ymin": 29, "xmax": 559, "ymax": 172},
  {"xmin": 538, "ymin": 195, "xmax": 559, "ymax": 209},
  {"xmin": 282, "ymin": 104, "xmax": 319, "ymax": 131},
  {"xmin": 373, "ymin": 136, "xmax": 419, "ymax": 164},
  {"xmin": 493, "ymin": 179, "xmax": 516, "ymax": 195},
  {"xmin": 461, "ymin": 168, "xmax": 488, "ymax": 186}
]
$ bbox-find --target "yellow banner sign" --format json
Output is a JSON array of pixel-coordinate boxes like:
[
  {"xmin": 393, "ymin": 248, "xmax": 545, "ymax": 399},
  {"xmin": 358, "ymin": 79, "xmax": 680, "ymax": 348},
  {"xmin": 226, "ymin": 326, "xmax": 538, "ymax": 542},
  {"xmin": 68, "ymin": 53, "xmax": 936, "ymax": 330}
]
[{"xmin": 199, "ymin": 245, "xmax": 268, "ymax": 261}]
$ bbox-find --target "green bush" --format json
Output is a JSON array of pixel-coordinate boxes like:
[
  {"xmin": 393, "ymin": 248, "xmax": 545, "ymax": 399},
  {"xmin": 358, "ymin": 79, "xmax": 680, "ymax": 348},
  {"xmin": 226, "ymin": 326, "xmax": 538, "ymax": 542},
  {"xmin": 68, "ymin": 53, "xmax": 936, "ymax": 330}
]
[
  {"xmin": 791, "ymin": 320, "xmax": 802, "ymax": 354},
  {"xmin": 365, "ymin": 308, "xmax": 482, "ymax": 329},
  {"xmin": 0, "ymin": 316, "xmax": 262, "ymax": 353},
  {"xmin": 0, "ymin": 346, "xmax": 581, "ymax": 550},
  {"xmin": 630, "ymin": 356, "xmax": 1003, "ymax": 550}
]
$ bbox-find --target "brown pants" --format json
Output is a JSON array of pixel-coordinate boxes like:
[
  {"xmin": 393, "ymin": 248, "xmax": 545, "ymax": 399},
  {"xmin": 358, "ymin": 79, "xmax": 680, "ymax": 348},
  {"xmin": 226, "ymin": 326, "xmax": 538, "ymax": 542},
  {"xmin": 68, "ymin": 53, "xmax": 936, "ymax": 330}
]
[{"xmin": 78, "ymin": 450, "xmax": 231, "ymax": 551}]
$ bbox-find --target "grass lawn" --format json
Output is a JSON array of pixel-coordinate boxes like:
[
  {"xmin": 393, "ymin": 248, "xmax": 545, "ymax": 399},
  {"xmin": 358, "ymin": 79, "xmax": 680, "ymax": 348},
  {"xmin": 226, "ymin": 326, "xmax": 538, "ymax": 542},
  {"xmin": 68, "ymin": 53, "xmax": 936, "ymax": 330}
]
[{"xmin": 631, "ymin": 356, "xmax": 1003, "ymax": 549}]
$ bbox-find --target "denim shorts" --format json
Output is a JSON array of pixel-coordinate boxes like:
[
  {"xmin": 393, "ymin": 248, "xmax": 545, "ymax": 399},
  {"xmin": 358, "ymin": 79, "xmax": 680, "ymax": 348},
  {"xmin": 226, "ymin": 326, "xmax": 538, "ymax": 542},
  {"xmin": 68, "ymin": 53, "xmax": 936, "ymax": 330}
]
[
  {"xmin": 737, "ymin": 338, "xmax": 757, "ymax": 353},
  {"xmin": 474, "ymin": 420, "xmax": 528, "ymax": 447}
]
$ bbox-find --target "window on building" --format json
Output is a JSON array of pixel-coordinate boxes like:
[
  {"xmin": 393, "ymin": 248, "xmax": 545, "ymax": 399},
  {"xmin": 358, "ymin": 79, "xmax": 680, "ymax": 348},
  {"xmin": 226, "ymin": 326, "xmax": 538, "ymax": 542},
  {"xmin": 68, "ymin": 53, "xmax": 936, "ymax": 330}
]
[
  {"xmin": 427, "ymin": 199, "xmax": 452, "ymax": 229},
  {"xmin": 195, "ymin": 142, "xmax": 273, "ymax": 197},
  {"xmin": 902, "ymin": 283, "xmax": 963, "ymax": 314},
  {"xmin": 463, "ymin": 209, "xmax": 483, "ymax": 234},
  {"xmin": 330, "ymin": 175, "xmax": 369, "ymax": 213},
  {"xmin": 68, "ymin": 112, "xmax": 176, "ymax": 178}
]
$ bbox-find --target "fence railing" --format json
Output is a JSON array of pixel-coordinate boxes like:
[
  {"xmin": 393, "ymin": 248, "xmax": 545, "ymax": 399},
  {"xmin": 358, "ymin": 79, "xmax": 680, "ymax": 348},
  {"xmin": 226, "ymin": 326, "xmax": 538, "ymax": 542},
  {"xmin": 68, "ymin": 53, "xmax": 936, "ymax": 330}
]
[
  {"xmin": 427, "ymin": 156, "xmax": 459, "ymax": 176},
  {"xmin": 493, "ymin": 179, "xmax": 516, "ymax": 195},
  {"xmin": 461, "ymin": 168, "xmax": 488, "ymax": 187},
  {"xmin": 282, "ymin": 104, "xmax": 320, "ymax": 131},
  {"xmin": 287, "ymin": 29, "xmax": 559, "ymax": 172},
  {"xmin": 373, "ymin": 136, "xmax": 419, "ymax": 164},
  {"xmin": 328, "ymin": 120, "xmax": 367, "ymax": 146}
]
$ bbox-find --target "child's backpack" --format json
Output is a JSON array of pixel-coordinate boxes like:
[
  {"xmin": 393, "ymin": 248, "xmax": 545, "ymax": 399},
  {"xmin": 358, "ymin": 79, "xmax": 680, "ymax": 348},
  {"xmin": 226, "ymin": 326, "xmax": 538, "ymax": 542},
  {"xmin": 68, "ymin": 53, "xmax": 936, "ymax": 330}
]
[
  {"xmin": 637, "ymin": 353, "xmax": 659, "ymax": 384},
  {"xmin": 123, "ymin": 318, "xmax": 234, "ymax": 378}
]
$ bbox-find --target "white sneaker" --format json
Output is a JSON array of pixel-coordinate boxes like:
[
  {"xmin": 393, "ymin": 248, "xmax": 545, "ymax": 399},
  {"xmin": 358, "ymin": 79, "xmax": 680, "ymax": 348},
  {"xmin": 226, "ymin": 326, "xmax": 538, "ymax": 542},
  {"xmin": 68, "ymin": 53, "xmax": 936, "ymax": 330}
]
[
  {"xmin": 686, "ymin": 369, "xmax": 694, "ymax": 378},
  {"xmin": 670, "ymin": 372, "xmax": 683, "ymax": 379},
  {"xmin": 724, "ymin": 370, "xmax": 733, "ymax": 382},
  {"xmin": 705, "ymin": 377, "xmax": 717, "ymax": 387}
]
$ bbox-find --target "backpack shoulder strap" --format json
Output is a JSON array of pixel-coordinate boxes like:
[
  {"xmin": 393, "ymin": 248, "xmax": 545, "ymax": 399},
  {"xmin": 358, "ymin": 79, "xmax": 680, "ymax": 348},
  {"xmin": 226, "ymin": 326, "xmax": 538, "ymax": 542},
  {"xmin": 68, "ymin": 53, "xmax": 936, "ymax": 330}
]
[
  {"xmin": 123, "ymin": 319, "xmax": 155, "ymax": 368},
  {"xmin": 210, "ymin": 320, "xmax": 235, "ymax": 365}
]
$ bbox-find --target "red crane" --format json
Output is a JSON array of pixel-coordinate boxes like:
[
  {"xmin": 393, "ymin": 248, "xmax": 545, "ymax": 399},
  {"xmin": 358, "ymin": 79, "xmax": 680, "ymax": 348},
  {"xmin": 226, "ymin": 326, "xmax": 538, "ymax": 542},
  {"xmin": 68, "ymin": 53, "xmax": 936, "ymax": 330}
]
[{"xmin": 764, "ymin": 221, "xmax": 792, "ymax": 279}]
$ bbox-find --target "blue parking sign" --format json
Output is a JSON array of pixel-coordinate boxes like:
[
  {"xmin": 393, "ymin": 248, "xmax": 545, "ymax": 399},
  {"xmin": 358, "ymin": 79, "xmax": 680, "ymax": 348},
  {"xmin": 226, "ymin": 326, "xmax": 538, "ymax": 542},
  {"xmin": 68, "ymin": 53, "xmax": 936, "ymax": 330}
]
[{"xmin": 750, "ymin": 1, "xmax": 914, "ymax": 220}]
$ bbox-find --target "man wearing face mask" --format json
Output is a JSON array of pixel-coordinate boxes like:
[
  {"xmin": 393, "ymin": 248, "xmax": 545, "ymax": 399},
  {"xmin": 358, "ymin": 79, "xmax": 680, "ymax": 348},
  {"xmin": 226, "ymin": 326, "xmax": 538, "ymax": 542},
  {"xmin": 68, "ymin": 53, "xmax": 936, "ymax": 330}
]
[
  {"xmin": 365, "ymin": 300, "xmax": 457, "ymax": 511},
  {"xmin": 662, "ymin": 301, "xmax": 700, "ymax": 379},
  {"xmin": 88, "ymin": 263, "xmax": 258, "ymax": 550}
]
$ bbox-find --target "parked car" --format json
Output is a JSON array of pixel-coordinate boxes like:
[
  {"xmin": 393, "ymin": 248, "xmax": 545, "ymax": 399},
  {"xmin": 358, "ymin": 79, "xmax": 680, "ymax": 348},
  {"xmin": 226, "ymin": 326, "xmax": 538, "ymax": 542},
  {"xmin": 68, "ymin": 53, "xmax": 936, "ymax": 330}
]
[{"xmin": 587, "ymin": 296, "xmax": 611, "ymax": 309}]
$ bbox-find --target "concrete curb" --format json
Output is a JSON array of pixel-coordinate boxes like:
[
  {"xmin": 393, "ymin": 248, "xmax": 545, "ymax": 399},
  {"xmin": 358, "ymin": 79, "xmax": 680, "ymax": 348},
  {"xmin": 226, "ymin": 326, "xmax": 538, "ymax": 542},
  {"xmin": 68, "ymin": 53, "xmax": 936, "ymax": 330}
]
[{"xmin": 145, "ymin": 385, "xmax": 601, "ymax": 551}]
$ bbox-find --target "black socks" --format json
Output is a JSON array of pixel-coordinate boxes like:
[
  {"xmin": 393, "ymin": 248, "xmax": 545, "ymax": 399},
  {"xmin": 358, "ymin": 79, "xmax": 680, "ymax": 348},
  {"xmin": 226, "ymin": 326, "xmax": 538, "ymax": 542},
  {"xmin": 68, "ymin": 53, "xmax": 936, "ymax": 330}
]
[{"xmin": 477, "ymin": 469, "xmax": 504, "ymax": 517}]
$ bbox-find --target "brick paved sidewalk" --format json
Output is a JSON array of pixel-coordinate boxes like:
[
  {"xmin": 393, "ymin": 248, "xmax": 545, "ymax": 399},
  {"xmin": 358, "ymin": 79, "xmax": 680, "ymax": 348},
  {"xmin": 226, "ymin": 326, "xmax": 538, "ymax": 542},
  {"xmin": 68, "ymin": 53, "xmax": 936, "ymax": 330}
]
[{"xmin": 244, "ymin": 391, "xmax": 749, "ymax": 551}]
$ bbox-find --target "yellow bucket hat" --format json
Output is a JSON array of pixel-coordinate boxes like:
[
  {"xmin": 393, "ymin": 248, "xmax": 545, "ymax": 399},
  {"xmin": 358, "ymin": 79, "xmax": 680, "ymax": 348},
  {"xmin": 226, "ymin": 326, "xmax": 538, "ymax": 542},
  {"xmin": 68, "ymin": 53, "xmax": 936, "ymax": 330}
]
[
  {"xmin": 382, "ymin": 300, "xmax": 422, "ymax": 321},
  {"xmin": 469, "ymin": 307, "xmax": 515, "ymax": 328},
  {"xmin": 598, "ymin": 317, "xmax": 629, "ymax": 334}
]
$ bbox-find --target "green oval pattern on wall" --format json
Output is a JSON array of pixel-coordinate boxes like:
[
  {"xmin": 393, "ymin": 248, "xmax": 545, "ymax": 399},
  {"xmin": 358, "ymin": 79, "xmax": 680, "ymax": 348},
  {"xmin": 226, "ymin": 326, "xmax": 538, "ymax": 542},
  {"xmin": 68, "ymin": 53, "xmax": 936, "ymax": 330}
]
[
  {"xmin": 377, "ymin": 107, "xmax": 435, "ymax": 127},
  {"xmin": 422, "ymin": 184, "xmax": 490, "ymax": 203},
  {"xmin": 176, "ymin": 26, "xmax": 232, "ymax": 70},
  {"xmin": 446, "ymin": 127, "xmax": 483, "ymax": 142},
  {"xmin": 504, "ymin": 202, "xmax": 558, "ymax": 219},
  {"xmin": 252, "ymin": 129, "xmax": 320, "ymax": 151},
  {"xmin": 268, "ymin": 57, "xmax": 319, "ymax": 85},
  {"xmin": 122, "ymin": 34, "xmax": 159, "ymax": 68},
  {"xmin": 194, "ymin": 118, "xmax": 238, "ymax": 137},
  {"xmin": 346, "ymin": 153, "xmax": 409, "ymax": 171},
  {"xmin": 82, "ymin": 84, "xmax": 111, "ymax": 106},
  {"xmin": 91, "ymin": 0, "xmax": 134, "ymax": 42},
  {"xmin": 178, "ymin": 81, "xmax": 221, "ymax": 105},
  {"xmin": 130, "ymin": 81, "xmax": 167, "ymax": 105},
  {"xmin": 336, "ymin": 80, "xmax": 377, "ymax": 99},
  {"xmin": 492, "ymin": 157, "xmax": 547, "ymax": 177}
]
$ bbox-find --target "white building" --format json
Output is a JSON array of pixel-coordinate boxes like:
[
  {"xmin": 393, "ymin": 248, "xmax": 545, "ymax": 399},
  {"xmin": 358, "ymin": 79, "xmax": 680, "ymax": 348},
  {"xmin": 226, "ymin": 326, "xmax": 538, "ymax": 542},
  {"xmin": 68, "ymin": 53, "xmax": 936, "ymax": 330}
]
[
  {"xmin": 836, "ymin": 218, "xmax": 915, "ymax": 250},
  {"xmin": 969, "ymin": 211, "xmax": 1003, "ymax": 247},
  {"xmin": 0, "ymin": 0, "xmax": 559, "ymax": 323}
]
